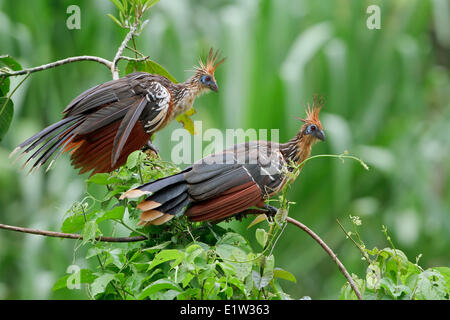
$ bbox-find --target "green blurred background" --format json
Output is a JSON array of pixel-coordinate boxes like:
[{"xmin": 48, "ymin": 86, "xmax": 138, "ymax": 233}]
[{"xmin": 0, "ymin": 0, "xmax": 448, "ymax": 299}]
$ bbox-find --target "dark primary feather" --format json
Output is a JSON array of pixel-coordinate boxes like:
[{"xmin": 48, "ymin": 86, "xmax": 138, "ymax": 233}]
[
  {"xmin": 75, "ymin": 98, "xmax": 133, "ymax": 135},
  {"xmin": 14, "ymin": 115, "xmax": 82, "ymax": 151},
  {"xmin": 111, "ymin": 97, "xmax": 148, "ymax": 166},
  {"xmin": 62, "ymin": 72, "xmax": 162, "ymax": 117}
]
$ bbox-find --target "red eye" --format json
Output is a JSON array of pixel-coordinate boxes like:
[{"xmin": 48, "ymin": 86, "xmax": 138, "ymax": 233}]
[{"xmin": 201, "ymin": 75, "xmax": 211, "ymax": 84}]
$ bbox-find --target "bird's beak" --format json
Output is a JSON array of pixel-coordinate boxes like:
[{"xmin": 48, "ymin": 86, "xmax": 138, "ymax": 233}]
[
  {"xmin": 314, "ymin": 130, "xmax": 326, "ymax": 141},
  {"xmin": 209, "ymin": 81, "xmax": 218, "ymax": 92}
]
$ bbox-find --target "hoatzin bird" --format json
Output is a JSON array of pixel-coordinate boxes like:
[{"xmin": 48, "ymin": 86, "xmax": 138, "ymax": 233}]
[
  {"xmin": 10, "ymin": 49, "xmax": 225, "ymax": 175},
  {"xmin": 120, "ymin": 98, "xmax": 326, "ymax": 226}
]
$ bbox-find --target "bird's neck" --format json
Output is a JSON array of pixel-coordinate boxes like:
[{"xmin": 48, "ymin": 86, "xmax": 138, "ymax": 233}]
[
  {"xmin": 280, "ymin": 132, "xmax": 314, "ymax": 167},
  {"xmin": 171, "ymin": 77, "xmax": 207, "ymax": 117}
]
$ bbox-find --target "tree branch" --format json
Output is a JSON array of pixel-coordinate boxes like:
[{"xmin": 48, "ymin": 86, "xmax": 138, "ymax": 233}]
[
  {"xmin": 118, "ymin": 55, "xmax": 150, "ymax": 63},
  {"xmin": 0, "ymin": 56, "xmax": 113, "ymax": 77},
  {"xmin": 0, "ymin": 223, "xmax": 146, "ymax": 243},
  {"xmin": 285, "ymin": 216, "xmax": 363, "ymax": 300},
  {"xmin": 111, "ymin": 25, "xmax": 138, "ymax": 79}
]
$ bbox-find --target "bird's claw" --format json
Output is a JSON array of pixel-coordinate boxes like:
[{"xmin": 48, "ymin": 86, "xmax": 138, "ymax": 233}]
[{"xmin": 142, "ymin": 140, "xmax": 159, "ymax": 155}]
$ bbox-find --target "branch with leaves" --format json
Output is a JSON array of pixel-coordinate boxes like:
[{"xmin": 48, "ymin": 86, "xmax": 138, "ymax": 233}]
[{"xmin": 0, "ymin": 223, "xmax": 146, "ymax": 242}]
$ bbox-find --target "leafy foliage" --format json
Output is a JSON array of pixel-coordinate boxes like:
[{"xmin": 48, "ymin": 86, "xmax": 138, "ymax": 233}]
[
  {"xmin": 108, "ymin": 0, "xmax": 160, "ymax": 31},
  {"xmin": 53, "ymin": 151, "xmax": 295, "ymax": 300},
  {"xmin": 0, "ymin": 55, "xmax": 22, "ymax": 141},
  {"xmin": 339, "ymin": 217, "xmax": 450, "ymax": 300}
]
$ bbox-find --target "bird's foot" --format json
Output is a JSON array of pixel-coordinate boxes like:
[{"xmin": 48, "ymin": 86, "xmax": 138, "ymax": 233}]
[
  {"xmin": 142, "ymin": 140, "xmax": 159, "ymax": 156},
  {"xmin": 262, "ymin": 204, "xmax": 278, "ymax": 216},
  {"xmin": 234, "ymin": 205, "xmax": 279, "ymax": 222}
]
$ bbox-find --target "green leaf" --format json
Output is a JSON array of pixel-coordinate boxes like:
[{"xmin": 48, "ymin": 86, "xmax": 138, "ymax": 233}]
[
  {"xmin": 217, "ymin": 232, "xmax": 251, "ymax": 251},
  {"xmin": 0, "ymin": 55, "xmax": 22, "ymax": 71},
  {"xmin": 175, "ymin": 108, "xmax": 197, "ymax": 135},
  {"xmin": 247, "ymin": 214, "xmax": 267, "ymax": 229},
  {"xmin": 81, "ymin": 220, "xmax": 98, "ymax": 245},
  {"xmin": 125, "ymin": 60, "xmax": 178, "ymax": 84},
  {"xmin": 107, "ymin": 13, "xmax": 123, "ymax": 27},
  {"xmin": 186, "ymin": 243, "xmax": 204, "ymax": 255},
  {"xmin": 103, "ymin": 248, "xmax": 126, "ymax": 269},
  {"xmin": 126, "ymin": 150, "xmax": 144, "ymax": 169},
  {"xmin": 147, "ymin": 249, "xmax": 185, "ymax": 271},
  {"xmin": 52, "ymin": 269, "xmax": 97, "ymax": 291},
  {"xmin": 91, "ymin": 273, "xmax": 116, "ymax": 297},
  {"xmin": 255, "ymin": 228, "xmax": 268, "ymax": 247},
  {"xmin": 273, "ymin": 268, "xmax": 297, "ymax": 283},
  {"xmin": 138, "ymin": 279, "xmax": 181, "ymax": 300},
  {"xmin": 379, "ymin": 277, "xmax": 410, "ymax": 299},
  {"xmin": 144, "ymin": 0, "xmax": 160, "ymax": 9},
  {"xmin": 96, "ymin": 206, "xmax": 125, "ymax": 223},
  {"xmin": 433, "ymin": 267, "xmax": 450, "ymax": 294},
  {"xmin": 109, "ymin": 0, "xmax": 124, "ymax": 12},
  {"xmin": 0, "ymin": 76, "xmax": 10, "ymax": 96},
  {"xmin": 252, "ymin": 258, "xmax": 275, "ymax": 290},
  {"xmin": 87, "ymin": 173, "xmax": 122, "ymax": 185},
  {"xmin": 143, "ymin": 60, "xmax": 178, "ymax": 83},
  {"xmin": 61, "ymin": 211, "xmax": 98, "ymax": 233},
  {"xmin": 274, "ymin": 208, "xmax": 287, "ymax": 225},
  {"xmin": 143, "ymin": 240, "xmax": 172, "ymax": 252},
  {"xmin": 415, "ymin": 269, "xmax": 448, "ymax": 300},
  {"xmin": 366, "ymin": 263, "xmax": 381, "ymax": 290},
  {"xmin": 216, "ymin": 246, "xmax": 252, "ymax": 281},
  {"xmin": 0, "ymin": 97, "xmax": 13, "ymax": 142}
]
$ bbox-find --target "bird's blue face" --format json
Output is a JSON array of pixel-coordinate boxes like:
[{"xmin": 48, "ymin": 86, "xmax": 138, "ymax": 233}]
[
  {"xmin": 305, "ymin": 123, "xmax": 326, "ymax": 141},
  {"xmin": 199, "ymin": 74, "xmax": 218, "ymax": 92}
]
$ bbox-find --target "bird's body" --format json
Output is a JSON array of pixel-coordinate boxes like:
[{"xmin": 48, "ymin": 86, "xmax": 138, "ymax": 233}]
[
  {"xmin": 11, "ymin": 50, "xmax": 224, "ymax": 175},
  {"xmin": 121, "ymin": 99, "xmax": 326, "ymax": 226}
]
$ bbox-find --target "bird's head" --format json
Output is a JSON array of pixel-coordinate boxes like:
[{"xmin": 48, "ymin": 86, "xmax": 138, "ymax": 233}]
[
  {"xmin": 297, "ymin": 95, "xmax": 326, "ymax": 143},
  {"xmin": 193, "ymin": 48, "xmax": 225, "ymax": 93}
]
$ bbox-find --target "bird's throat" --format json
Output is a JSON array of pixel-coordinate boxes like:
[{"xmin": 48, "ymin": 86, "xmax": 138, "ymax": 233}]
[{"xmin": 280, "ymin": 133, "xmax": 313, "ymax": 167}]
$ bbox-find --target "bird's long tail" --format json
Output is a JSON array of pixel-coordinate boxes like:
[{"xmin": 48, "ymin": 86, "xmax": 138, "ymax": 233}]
[
  {"xmin": 120, "ymin": 172, "xmax": 192, "ymax": 226},
  {"xmin": 9, "ymin": 115, "xmax": 85, "ymax": 174},
  {"xmin": 10, "ymin": 114, "xmax": 151, "ymax": 175}
]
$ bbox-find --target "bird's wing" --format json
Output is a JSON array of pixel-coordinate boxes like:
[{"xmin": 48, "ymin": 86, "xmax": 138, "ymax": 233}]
[
  {"xmin": 184, "ymin": 142, "xmax": 287, "ymax": 222},
  {"xmin": 63, "ymin": 72, "xmax": 151, "ymax": 117},
  {"xmin": 76, "ymin": 78, "xmax": 172, "ymax": 168}
]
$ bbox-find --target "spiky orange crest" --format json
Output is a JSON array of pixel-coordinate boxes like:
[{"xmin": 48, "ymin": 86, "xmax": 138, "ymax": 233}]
[
  {"xmin": 297, "ymin": 95, "xmax": 324, "ymax": 128},
  {"xmin": 197, "ymin": 48, "xmax": 226, "ymax": 75}
]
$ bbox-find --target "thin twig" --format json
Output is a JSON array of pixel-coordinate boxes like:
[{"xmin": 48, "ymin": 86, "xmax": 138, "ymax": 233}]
[
  {"xmin": 286, "ymin": 216, "xmax": 363, "ymax": 300},
  {"xmin": 0, "ymin": 56, "xmax": 113, "ymax": 77},
  {"xmin": 118, "ymin": 55, "xmax": 149, "ymax": 63},
  {"xmin": 336, "ymin": 218, "xmax": 371, "ymax": 266},
  {"xmin": 111, "ymin": 25, "xmax": 138, "ymax": 79},
  {"xmin": 125, "ymin": 45, "xmax": 146, "ymax": 58},
  {"xmin": 0, "ymin": 73, "xmax": 30, "ymax": 118},
  {"xmin": 0, "ymin": 223, "xmax": 147, "ymax": 243}
]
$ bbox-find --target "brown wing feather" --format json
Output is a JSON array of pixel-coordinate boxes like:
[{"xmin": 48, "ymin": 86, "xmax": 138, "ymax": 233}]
[
  {"xmin": 68, "ymin": 120, "xmax": 150, "ymax": 175},
  {"xmin": 185, "ymin": 182, "xmax": 264, "ymax": 222},
  {"xmin": 111, "ymin": 97, "xmax": 148, "ymax": 166}
]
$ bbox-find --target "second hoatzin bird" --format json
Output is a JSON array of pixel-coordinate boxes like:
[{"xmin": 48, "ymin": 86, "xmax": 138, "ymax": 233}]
[
  {"xmin": 10, "ymin": 49, "xmax": 225, "ymax": 175},
  {"xmin": 120, "ymin": 98, "xmax": 326, "ymax": 226}
]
